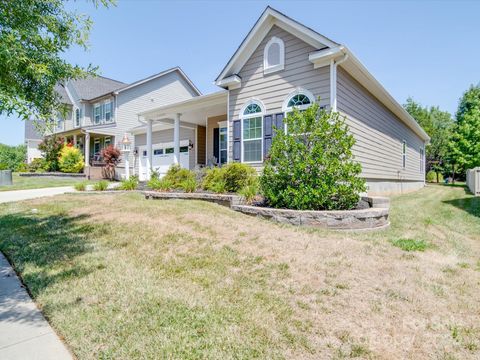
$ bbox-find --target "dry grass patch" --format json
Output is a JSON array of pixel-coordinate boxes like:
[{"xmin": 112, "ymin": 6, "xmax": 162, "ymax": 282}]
[{"xmin": 0, "ymin": 185, "xmax": 479, "ymax": 359}]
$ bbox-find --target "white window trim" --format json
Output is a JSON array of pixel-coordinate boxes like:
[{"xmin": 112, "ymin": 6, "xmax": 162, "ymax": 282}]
[
  {"xmin": 402, "ymin": 140, "xmax": 407, "ymax": 169},
  {"xmin": 240, "ymin": 99, "xmax": 265, "ymax": 164},
  {"xmin": 263, "ymin": 36, "xmax": 285, "ymax": 75},
  {"xmin": 94, "ymin": 104, "xmax": 101, "ymax": 125},
  {"xmin": 93, "ymin": 99, "xmax": 114, "ymax": 125},
  {"xmin": 74, "ymin": 107, "xmax": 82, "ymax": 128},
  {"xmin": 282, "ymin": 88, "xmax": 315, "ymax": 113}
]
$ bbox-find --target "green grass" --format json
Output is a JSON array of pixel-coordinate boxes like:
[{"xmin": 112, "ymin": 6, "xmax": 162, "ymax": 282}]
[
  {"xmin": 0, "ymin": 184, "xmax": 479, "ymax": 359},
  {"xmin": 390, "ymin": 238, "xmax": 429, "ymax": 251},
  {"xmin": 0, "ymin": 173, "xmax": 90, "ymax": 191}
]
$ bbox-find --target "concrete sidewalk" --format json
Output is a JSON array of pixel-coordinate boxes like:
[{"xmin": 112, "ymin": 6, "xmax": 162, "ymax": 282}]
[
  {"xmin": 0, "ymin": 253, "xmax": 72, "ymax": 360},
  {"xmin": 0, "ymin": 187, "xmax": 74, "ymax": 204}
]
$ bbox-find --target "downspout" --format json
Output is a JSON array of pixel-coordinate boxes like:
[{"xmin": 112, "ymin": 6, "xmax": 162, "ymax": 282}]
[{"xmin": 330, "ymin": 52, "xmax": 349, "ymax": 112}]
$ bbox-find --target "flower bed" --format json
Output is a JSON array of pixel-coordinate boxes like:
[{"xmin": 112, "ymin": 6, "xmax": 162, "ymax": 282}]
[{"xmin": 143, "ymin": 191, "xmax": 390, "ymax": 230}]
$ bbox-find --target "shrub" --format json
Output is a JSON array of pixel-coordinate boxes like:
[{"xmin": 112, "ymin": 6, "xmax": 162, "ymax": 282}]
[
  {"xmin": 93, "ymin": 180, "xmax": 109, "ymax": 191},
  {"xmin": 426, "ymin": 170, "xmax": 444, "ymax": 183},
  {"xmin": 74, "ymin": 182, "xmax": 87, "ymax": 191},
  {"xmin": 101, "ymin": 145, "xmax": 121, "ymax": 180},
  {"xmin": 260, "ymin": 103, "xmax": 366, "ymax": 210},
  {"xmin": 27, "ymin": 158, "xmax": 49, "ymax": 172},
  {"xmin": 164, "ymin": 164, "xmax": 196, "ymax": 189},
  {"xmin": 222, "ymin": 163, "xmax": 256, "ymax": 192},
  {"xmin": 238, "ymin": 177, "xmax": 259, "ymax": 204},
  {"xmin": 15, "ymin": 162, "xmax": 28, "ymax": 172},
  {"xmin": 119, "ymin": 176, "xmax": 139, "ymax": 190},
  {"xmin": 38, "ymin": 136, "xmax": 64, "ymax": 171},
  {"xmin": 179, "ymin": 178, "xmax": 197, "ymax": 193},
  {"xmin": 0, "ymin": 144, "xmax": 26, "ymax": 171},
  {"xmin": 202, "ymin": 164, "xmax": 256, "ymax": 194},
  {"xmin": 58, "ymin": 145, "xmax": 84, "ymax": 173},
  {"xmin": 148, "ymin": 177, "xmax": 174, "ymax": 191},
  {"xmin": 0, "ymin": 163, "xmax": 8, "ymax": 170}
]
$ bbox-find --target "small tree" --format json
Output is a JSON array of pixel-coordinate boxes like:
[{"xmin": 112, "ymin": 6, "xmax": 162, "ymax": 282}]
[
  {"xmin": 58, "ymin": 144, "xmax": 84, "ymax": 173},
  {"xmin": 38, "ymin": 135, "xmax": 65, "ymax": 171},
  {"xmin": 260, "ymin": 104, "xmax": 366, "ymax": 210},
  {"xmin": 101, "ymin": 145, "xmax": 121, "ymax": 180}
]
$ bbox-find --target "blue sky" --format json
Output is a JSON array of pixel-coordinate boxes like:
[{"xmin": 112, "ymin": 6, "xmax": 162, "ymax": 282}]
[{"xmin": 1, "ymin": 0, "xmax": 479, "ymax": 145}]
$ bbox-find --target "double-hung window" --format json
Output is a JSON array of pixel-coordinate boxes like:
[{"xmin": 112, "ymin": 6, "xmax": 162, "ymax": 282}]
[
  {"xmin": 94, "ymin": 105, "xmax": 101, "ymax": 124},
  {"xmin": 219, "ymin": 126, "xmax": 227, "ymax": 165},
  {"xmin": 105, "ymin": 102, "xmax": 112, "ymax": 123},
  {"xmin": 75, "ymin": 108, "xmax": 82, "ymax": 127},
  {"xmin": 242, "ymin": 102, "xmax": 263, "ymax": 163}
]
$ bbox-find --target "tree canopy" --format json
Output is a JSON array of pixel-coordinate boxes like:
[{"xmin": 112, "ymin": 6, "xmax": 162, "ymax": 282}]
[
  {"xmin": 404, "ymin": 98, "xmax": 454, "ymax": 175},
  {"xmin": 448, "ymin": 85, "xmax": 480, "ymax": 173},
  {"xmin": 0, "ymin": 0, "xmax": 113, "ymax": 121}
]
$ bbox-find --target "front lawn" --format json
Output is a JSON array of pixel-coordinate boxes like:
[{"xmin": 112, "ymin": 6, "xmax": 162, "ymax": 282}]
[
  {"xmin": 0, "ymin": 185, "xmax": 479, "ymax": 359},
  {"xmin": 0, "ymin": 173, "xmax": 90, "ymax": 191}
]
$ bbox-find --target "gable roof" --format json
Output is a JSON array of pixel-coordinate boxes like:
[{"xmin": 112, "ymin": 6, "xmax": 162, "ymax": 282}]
[
  {"xmin": 114, "ymin": 67, "xmax": 201, "ymax": 96},
  {"xmin": 215, "ymin": 6, "xmax": 429, "ymax": 142},
  {"xmin": 70, "ymin": 75, "xmax": 126, "ymax": 101},
  {"xmin": 215, "ymin": 6, "xmax": 338, "ymax": 83},
  {"xmin": 54, "ymin": 84, "xmax": 72, "ymax": 105}
]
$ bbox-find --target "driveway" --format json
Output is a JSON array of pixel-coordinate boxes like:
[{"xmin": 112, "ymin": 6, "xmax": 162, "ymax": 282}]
[
  {"xmin": 0, "ymin": 187, "xmax": 73, "ymax": 204},
  {"xmin": 0, "ymin": 253, "xmax": 72, "ymax": 359}
]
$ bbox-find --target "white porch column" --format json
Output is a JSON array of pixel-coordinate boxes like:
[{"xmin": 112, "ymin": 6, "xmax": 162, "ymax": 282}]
[
  {"xmin": 73, "ymin": 134, "xmax": 77, "ymax": 148},
  {"xmin": 147, "ymin": 119, "xmax": 153, "ymax": 180},
  {"xmin": 84, "ymin": 133, "xmax": 90, "ymax": 167},
  {"xmin": 174, "ymin": 113, "xmax": 180, "ymax": 165}
]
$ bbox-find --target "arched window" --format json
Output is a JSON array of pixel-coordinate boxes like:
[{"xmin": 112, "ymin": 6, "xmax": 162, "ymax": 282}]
[
  {"xmin": 241, "ymin": 99, "xmax": 264, "ymax": 163},
  {"xmin": 282, "ymin": 88, "xmax": 315, "ymax": 112},
  {"xmin": 264, "ymin": 37, "xmax": 285, "ymax": 74}
]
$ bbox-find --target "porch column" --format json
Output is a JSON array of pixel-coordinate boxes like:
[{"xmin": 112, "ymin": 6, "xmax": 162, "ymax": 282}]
[
  {"xmin": 73, "ymin": 134, "xmax": 77, "ymax": 148},
  {"xmin": 85, "ymin": 132, "xmax": 90, "ymax": 168},
  {"xmin": 146, "ymin": 119, "xmax": 153, "ymax": 180},
  {"xmin": 174, "ymin": 113, "xmax": 180, "ymax": 165}
]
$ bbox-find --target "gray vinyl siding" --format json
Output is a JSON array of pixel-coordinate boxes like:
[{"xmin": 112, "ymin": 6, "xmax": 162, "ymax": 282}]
[
  {"xmin": 115, "ymin": 71, "xmax": 198, "ymax": 167},
  {"xmin": 228, "ymin": 25, "xmax": 330, "ymax": 161},
  {"xmin": 134, "ymin": 127, "xmax": 196, "ymax": 170},
  {"xmin": 337, "ymin": 67, "xmax": 424, "ymax": 181}
]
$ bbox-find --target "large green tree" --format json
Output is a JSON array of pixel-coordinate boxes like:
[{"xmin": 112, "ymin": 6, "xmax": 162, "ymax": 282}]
[
  {"xmin": 0, "ymin": 0, "xmax": 113, "ymax": 121},
  {"xmin": 404, "ymin": 98, "xmax": 453, "ymax": 180},
  {"xmin": 448, "ymin": 85, "xmax": 480, "ymax": 177}
]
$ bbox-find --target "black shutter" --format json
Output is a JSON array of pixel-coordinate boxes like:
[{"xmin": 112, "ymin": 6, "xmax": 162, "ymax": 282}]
[
  {"xmin": 213, "ymin": 128, "xmax": 219, "ymax": 163},
  {"xmin": 233, "ymin": 120, "xmax": 241, "ymax": 162},
  {"xmin": 263, "ymin": 115, "xmax": 273, "ymax": 157},
  {"xmin": 264, "ymin": 113, "xmax": 285, "ymax": 157}
]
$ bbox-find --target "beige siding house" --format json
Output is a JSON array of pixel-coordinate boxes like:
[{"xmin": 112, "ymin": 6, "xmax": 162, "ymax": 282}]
[{"xmin": 134, "ymin": 7, "xmax": 428, "ymax": 195}]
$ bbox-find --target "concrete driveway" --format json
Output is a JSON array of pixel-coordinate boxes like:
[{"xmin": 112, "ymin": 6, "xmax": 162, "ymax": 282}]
[{"xmin": 0, "ymin": 187, "xmax": 74, "ymax": 204}]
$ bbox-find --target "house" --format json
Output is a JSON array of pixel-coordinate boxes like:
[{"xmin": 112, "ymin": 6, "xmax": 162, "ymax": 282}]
[
  {"xmin": 132, "ymin": 6, "xmax": 429, "ymax": 195},
  {"xmin": 25, "ymin": 68, "xmax": 200, "ymax": 178}
]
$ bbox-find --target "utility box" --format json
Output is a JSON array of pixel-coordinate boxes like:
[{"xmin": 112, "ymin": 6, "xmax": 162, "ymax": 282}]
[
  {"xmin": 0, "ymin": 170, "xmax": 13, "ymax": 186},
  {"xmin": 466, "ymin": 167, "xmax": 480, "ymax": 196}
]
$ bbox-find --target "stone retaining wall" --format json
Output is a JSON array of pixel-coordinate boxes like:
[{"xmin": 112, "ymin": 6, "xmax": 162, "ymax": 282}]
[
  {"xmin": 19, "ymin": 172, "xmax": 85, "ymax": 178},
  {"xmin": 143, "ymin": 191, "xmax": 390, "ymax": 230}
]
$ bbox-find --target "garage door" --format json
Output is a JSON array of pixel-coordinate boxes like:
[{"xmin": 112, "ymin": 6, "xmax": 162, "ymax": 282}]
[{"xmin": 139, "ymin": 141, "xmax": 190, "ymax": 181}]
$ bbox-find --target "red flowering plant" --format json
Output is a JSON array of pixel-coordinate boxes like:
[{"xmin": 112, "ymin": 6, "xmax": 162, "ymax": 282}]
[
  {"xmin": 38, "ymin": 135, "xmax": 65, "ymax": 171},
  {"xmin": 101, "ymin": 145, "xmax": 121, "ymax": 180}
]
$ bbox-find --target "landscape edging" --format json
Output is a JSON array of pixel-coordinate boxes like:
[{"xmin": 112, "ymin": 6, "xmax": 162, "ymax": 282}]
[{"xmin": 143, "ymin": 191, "xmax": 390, "ymax": 230}]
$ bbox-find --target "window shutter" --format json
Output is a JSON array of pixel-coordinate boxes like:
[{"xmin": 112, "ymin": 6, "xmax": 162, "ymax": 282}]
[
  {"xmin": 233, "ymin": 120, "xmax": 241, "ymax": 162},
  {"xmin": 213, "ymin": 128, "xmax": 219, "ymax": 163},
  {"xmin": 274, "ymin": 113, "xmax": 284, "ymax": 133},
  {"xmin": 263, "ymin": 115, "xmax": 273, "ymax": 157}
]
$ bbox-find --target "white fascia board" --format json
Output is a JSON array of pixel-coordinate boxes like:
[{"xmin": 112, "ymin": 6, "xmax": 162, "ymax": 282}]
[
  {"xmin": 340, "ymin": 47, "xmax": 430, "ymax": 142},
  {"xmin": 215, "ymin": 75, "xmax": 242, "ymax": 89}
]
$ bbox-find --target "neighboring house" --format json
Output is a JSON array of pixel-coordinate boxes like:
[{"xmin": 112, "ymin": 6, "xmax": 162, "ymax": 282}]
[
  {"xmin": 25, "ymin": 68, "xmax": 200, "ymax": 178},
  {"xmin": 132, "ymin": 6, "xmax": 429, "ymax": 195},
  {"xmin": 24, "ymin": 119, "xmax": 44, "ymax": 164}
]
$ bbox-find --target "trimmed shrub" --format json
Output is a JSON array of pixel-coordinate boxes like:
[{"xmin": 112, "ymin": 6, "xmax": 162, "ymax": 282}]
[
  {"xmin": 260, "ymin": 103, "xmax": 366, "ymax": 210},
  {"xmin": 93, "ymin": 180, "xmax": 109, "ymax": 191},
  {"xmin": 58, "ymin": 145, "xmax": 84, "ymax": 173},
  {"xmin": 119, "ymin": 176, "xmax": 139, "ymax": 190},
  {"xmin": 163, "ymin": 164, "xmax": 196, "ymax": 189},
  {"xmin": 27, "ymin": 158, "xmax": 49, "ymax": 172},
  {"xmin": 202, "ymin": 163, "xmax": 256, "ymax": 194},
  {"xmin": 426, "ymin": 170, "xmax": 444, "ymax": 183},
  {"xmin": 74, "ymin": 182, "xmax": 87, "ymax": 191}
]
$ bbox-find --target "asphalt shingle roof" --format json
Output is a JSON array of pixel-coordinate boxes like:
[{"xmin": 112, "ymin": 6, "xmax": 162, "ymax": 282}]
[{"xmin": 69, "ymin": 75, "xmax": 126, "ymax": 101}]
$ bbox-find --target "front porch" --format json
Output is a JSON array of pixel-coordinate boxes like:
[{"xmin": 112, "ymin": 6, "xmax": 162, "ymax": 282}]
[{"xmin": 133, "ymin": 91, "xmax": 228, "ymax": 181}]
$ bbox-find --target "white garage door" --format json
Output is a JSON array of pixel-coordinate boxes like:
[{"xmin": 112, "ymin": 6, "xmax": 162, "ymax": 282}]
[{"xmin": 139, "ymin": 140, "xmax": 190, "ymax": 181}]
